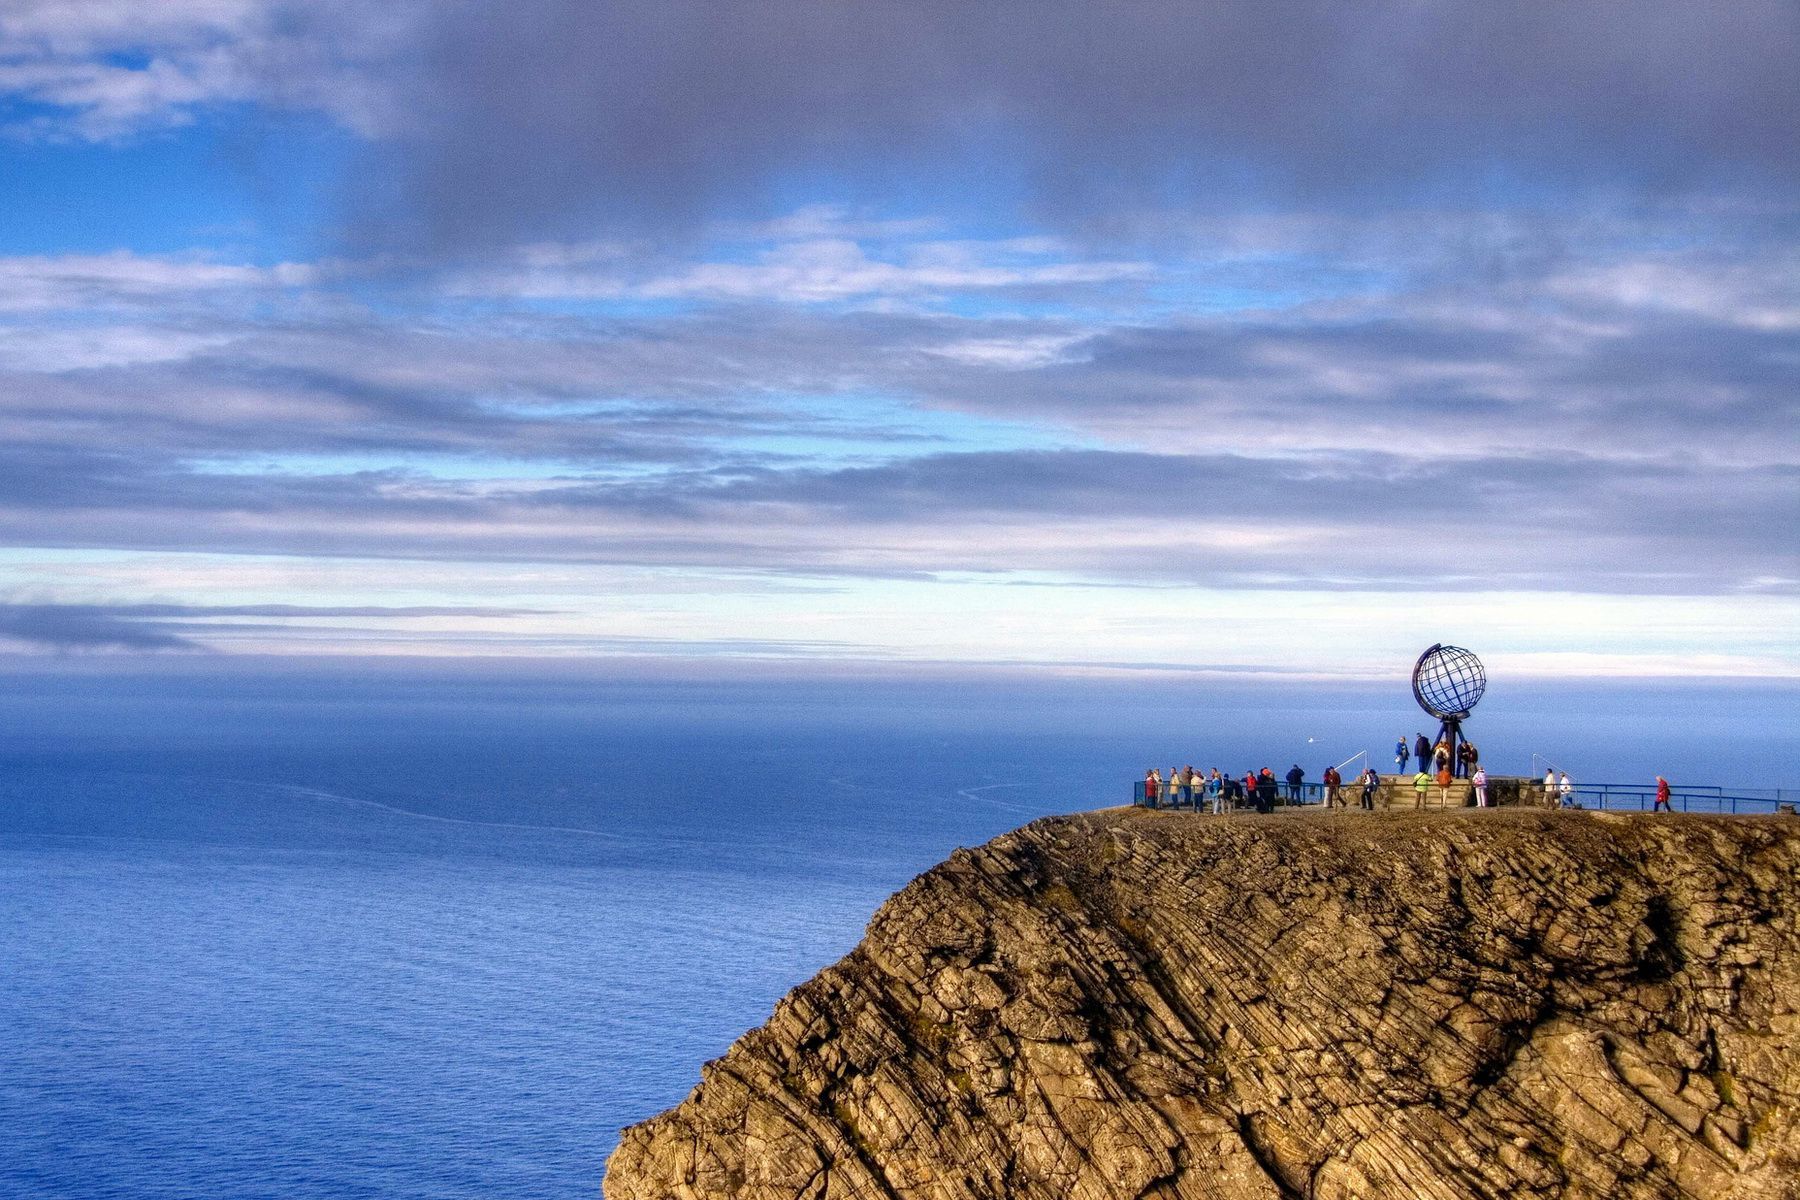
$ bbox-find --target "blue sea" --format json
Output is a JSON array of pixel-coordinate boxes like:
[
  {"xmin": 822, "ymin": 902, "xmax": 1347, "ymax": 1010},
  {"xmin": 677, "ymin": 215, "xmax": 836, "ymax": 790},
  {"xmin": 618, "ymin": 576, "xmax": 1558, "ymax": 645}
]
[{"xmin": 3, "ymin": 665, "xmax": 1796, "ymax": 1198}]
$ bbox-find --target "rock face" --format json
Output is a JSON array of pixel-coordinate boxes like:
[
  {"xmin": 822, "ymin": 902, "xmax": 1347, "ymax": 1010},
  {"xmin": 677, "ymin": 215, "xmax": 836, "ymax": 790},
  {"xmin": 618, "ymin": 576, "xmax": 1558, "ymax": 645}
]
[{"xmin": 603, "ymin": 809, "xmax": 1800, "ymax": 1200}]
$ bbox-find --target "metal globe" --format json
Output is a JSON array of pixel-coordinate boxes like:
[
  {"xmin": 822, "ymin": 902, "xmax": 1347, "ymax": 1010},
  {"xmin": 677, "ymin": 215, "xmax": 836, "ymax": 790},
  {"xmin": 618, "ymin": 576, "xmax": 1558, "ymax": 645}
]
[{"xmin": 1412, "ymin": 644, "xmax": 1486, "ymax": 720}]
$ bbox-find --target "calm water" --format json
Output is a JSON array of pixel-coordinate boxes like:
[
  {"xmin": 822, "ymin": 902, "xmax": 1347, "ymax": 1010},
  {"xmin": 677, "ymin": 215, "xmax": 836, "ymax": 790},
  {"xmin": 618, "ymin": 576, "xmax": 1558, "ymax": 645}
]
[{"xmin": 3, "ymin": 669, "xmax": 1795, "ymax": 1198}]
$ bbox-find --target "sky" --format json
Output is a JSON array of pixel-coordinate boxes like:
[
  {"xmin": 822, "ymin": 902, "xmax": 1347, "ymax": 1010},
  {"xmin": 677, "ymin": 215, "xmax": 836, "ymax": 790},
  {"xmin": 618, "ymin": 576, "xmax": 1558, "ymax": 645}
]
[{"xmin": 0, "ymin": 0, "xmax": 1796, "ymax": 681}]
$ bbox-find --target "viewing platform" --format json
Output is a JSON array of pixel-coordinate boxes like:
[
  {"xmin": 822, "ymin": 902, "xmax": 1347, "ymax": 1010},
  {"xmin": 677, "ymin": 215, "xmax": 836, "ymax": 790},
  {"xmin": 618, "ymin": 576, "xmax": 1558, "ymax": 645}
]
[{"xmin": 1132, "ymin": 775, "xmax": 1797, "ymax": 815}]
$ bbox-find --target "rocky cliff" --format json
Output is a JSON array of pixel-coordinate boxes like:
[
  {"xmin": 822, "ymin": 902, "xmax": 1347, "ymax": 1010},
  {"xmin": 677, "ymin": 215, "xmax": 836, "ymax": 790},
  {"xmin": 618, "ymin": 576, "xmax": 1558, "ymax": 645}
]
[{"xmin": 603, "ymin": 809, "xmax": 1800, "ymax": 1200}]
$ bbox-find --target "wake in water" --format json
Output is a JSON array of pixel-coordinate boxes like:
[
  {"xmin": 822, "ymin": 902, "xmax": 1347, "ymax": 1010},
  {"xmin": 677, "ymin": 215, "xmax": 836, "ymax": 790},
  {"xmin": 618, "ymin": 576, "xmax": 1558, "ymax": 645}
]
[
  {"xmin": 952, "ymin": 782, "xmax": 1039, "ymax": 815},
  {"xmin": 251, "ymin": 782, "xmax": 633, "ymax": 842}
]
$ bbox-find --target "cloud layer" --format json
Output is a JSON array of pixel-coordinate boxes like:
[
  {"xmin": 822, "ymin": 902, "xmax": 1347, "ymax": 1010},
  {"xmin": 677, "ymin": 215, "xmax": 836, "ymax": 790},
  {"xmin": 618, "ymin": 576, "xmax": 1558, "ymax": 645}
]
[{"xmin": 0, "ymin": 4, "xmax": 1794, "ymax": 673}]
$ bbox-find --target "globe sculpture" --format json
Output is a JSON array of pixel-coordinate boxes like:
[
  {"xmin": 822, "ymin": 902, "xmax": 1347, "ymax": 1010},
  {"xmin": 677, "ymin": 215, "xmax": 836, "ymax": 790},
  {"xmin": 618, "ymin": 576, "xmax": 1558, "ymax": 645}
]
[
  {"xmin": 1412, "ymin": 643, "xmax": 1486, "ymax": 720},
  {"xmin": 1412, "ymin": 644, "xmax": 1485, "ymax": 778}
]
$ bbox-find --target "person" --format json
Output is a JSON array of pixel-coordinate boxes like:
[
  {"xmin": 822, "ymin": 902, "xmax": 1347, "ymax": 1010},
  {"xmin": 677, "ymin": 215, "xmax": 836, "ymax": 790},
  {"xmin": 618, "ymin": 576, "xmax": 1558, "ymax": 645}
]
[
  {"xmin": 1414, "ymin": 733, "xmax": 1431, "ymax": 772},
  {"xmin": 1285, "ymin": 763, "xmax": 1305, "ymax": 803},
  {"xmin": 1654, "ymin": 775, "xmax": 1672, "ymax": 813},
  {"xmin": 1437, "ymin": 765, "xmax": 1453, "ymax": 807},
  {"xmin": 1472, "ymin": 766, "xmax": 1488, "ymax": 807},
  {"xmin": 1323, "ymin": 764, "xmax": 1342, "ymax": 808},
  {"xmin": 1457, "ymin": 740, "xmax": 1478, "ymax": 779},
  {"xmin": 1543, "ymin": 768, "xmax": 1557, "ymax": 807},
  {"xmin": 1360, "ymin": 766, "xmax": 1380, "ymax": 810},
  {"xmin": 1178, "ymin": 766, "xmax": 1193, "ymax": 809},
  {"xmin": 1256, "ymin": 769, "xmax": 1277, "ymax": 813},
  {"xmin": 1207, "ymin": 768, "xmax": 1225, "ymax": 814},
  {"xmin": 1395, "ymin": 736, "xmax": 1409, "ymax": 771},
  {"xmin": 1145, "ymin": 768, "xmax": 1160, "ymax": 807},
  {"xmin": 1433, "ymin": 739, "xmax": 1451, "ymax": 774},
  {"xmin": 1166, "ymin": 767, "xmax": 1181, "ymax": 808},
  {"xmin": 1413, "ymin": 769, "xmax": 1431, "ymax": 809},
  {"xmin": 1559, "ymin": 773, "xmax": 1575, "ymax": 808}
]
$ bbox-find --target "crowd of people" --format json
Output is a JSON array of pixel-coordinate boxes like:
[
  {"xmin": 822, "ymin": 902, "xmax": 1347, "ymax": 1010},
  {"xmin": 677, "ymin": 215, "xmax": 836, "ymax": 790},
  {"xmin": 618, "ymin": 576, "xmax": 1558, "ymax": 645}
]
[
  {"xmin": 1393, "ymin": 732, "xmax": 1483, "ymax": 777},
  {"xmin": 1142, "ymin": 761, "xmax": 1670, "ymax": 813},
  {"xmin": 1142, "ymin": 764, "xmax": 1385, "ymax": 813}
]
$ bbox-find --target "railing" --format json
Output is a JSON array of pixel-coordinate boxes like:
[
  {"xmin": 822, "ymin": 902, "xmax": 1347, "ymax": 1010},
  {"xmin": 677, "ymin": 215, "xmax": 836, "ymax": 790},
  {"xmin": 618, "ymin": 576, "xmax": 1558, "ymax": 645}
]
[
  {"xmin": 1131, "ymin": 777, "xmax": 1795, "ymax": 815},
  {"xmin": 1559, "ymin": 783, "xmax": 1791, "ymax": 815}
]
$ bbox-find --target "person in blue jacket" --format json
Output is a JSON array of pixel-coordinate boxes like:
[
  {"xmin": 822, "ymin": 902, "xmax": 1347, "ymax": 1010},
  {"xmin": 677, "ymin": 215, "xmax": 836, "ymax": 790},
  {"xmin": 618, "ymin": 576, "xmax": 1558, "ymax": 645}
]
[{"xmin": 1395, "ymin": 736, "xmax": 1409, "ymax": 770}]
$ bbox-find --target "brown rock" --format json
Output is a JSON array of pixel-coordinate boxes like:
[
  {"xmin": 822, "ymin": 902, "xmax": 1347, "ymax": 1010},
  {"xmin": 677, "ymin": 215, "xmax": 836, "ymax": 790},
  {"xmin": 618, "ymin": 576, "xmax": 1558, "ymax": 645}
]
[{"xmin": 604, "ymin": 809, "xmax": 1800, "ymax": 1200}]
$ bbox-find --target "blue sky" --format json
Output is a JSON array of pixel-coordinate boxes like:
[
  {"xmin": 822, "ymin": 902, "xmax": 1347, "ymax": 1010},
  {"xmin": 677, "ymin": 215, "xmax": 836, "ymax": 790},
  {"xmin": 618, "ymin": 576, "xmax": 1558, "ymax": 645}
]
[{"xmin": 0, "ymin": 1, "xmax": 1795, "ymax": 680}]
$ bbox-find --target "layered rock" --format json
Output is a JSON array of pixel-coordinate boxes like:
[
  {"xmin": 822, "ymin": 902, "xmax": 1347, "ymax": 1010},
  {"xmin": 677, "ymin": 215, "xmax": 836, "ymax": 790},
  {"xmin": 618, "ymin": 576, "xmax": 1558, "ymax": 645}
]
[{"xmin": 604, "ymin": 809, "xmax": 1800, "ymax": 1200}]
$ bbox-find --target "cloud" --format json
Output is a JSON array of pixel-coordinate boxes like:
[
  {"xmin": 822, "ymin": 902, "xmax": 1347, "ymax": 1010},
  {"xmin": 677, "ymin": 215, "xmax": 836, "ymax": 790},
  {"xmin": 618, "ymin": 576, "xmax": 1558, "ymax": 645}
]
[
  {"xmin": 358, "ymin": 0, "xmax": 1800, "ymax": 250},
  {"xmin": 0, "ymin": 251, "xmax": 311, "ymax": 314},
  {"xmin": 0, "ymin": 601, "xmax": 200, "ymax": 650},
  {"xmin": 0, "ymin": 207, "xmax": 1792, "ymax": 604},
  {"xmin": 0, "ymin": 0, "xmax": 411, "ymax": 140},
  {"xmin": 0, "ymin": 599, "xmax": 549, "ymax": 653}
]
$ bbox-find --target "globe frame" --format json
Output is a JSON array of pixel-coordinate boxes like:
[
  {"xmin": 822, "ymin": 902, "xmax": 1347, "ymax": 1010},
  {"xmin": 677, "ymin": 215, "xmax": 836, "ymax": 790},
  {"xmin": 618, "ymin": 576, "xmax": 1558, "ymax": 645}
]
[
  {"xmin": 1411, "ymin": 643, "xmax": 1486, "ymax": 781},
  {"xmin": 1412, "ymin": 644, "xmax": 1486, "ymax": 720}
]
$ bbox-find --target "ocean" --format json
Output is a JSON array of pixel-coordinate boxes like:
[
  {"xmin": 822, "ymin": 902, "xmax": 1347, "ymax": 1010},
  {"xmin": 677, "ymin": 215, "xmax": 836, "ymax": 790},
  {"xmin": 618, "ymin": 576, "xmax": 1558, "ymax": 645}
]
[{"xmin": 3, "ymin": 666, "xmax": 1795, "ymax": 1198}]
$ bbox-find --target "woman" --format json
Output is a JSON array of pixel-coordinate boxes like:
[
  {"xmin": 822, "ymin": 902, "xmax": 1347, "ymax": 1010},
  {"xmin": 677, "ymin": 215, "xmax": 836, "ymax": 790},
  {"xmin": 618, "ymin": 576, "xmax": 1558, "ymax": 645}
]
[
  {"xmin": 1360, "ymin": 767, "xmax": 1380, "ymax": 810},
  {"xmin": 1472, "ymin": 766, "xmax": 1488, "ymax": 807},
  {"xmin": 1207, "ymin": 768, "xmax": 1224, "ymax": 814},
  {"xmin": 1145, "ymin": 768, "xmax": 1160, "ymax": 807},
  {"xmin": 1413, "ymin": 770, "xmax": 1431, "ymax": 809},
  {"xmin": 1395, "ymin": 737, "xmax": 1409, "ymax": 771}
]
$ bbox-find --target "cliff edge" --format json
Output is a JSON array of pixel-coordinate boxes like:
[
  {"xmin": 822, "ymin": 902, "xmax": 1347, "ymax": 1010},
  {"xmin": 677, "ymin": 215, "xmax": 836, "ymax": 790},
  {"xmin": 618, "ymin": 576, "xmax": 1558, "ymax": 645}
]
[{"xmin": 604, "ymin": 809, "xmax": 1800, "ymax": 1200}]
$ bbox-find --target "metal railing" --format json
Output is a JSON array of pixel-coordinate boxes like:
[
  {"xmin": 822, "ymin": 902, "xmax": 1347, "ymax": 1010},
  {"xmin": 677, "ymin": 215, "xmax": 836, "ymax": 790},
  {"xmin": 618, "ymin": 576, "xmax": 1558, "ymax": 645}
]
[{"xmin": 1555, "ymin": 782, "xmax": 1790, "ymax": 815}]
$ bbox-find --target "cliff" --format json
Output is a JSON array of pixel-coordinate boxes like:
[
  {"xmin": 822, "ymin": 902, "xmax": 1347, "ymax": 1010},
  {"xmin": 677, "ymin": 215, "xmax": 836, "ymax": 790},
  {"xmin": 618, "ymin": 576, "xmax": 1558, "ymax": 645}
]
[{"xmin": 603, "ymin": 809, "xmax": 1800, "ymax": 1200}]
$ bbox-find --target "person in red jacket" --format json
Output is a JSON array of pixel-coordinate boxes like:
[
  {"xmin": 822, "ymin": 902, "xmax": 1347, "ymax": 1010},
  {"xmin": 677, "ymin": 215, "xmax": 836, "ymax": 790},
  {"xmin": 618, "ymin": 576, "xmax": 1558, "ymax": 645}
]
[{"xmin": 1654, "ymin": 775, "xmax": 1672, "ymax": 812}]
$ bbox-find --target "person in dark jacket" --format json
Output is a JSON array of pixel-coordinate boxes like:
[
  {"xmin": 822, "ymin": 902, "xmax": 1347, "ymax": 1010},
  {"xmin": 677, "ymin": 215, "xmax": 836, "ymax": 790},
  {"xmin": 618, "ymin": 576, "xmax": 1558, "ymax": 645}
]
[
  {"xmin": 1285, "ymin": 764, "xmax": 1305, "ymax": 802},
  {"xmin": 1360, "ymin": 767, "xmax": 1380, "ymax": 810},
  {"xmin": 1414, "ymin": 733, "xmax": 1431, "ymax": 769},
  {"xmin": 1255, "ymin": 769, "xmax": 1277, "ymax": 813}
]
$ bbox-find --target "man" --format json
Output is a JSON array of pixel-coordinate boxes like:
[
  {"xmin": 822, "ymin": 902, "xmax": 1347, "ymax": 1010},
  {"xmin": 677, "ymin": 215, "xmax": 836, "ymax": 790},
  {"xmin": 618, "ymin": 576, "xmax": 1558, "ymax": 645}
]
[
  {"xmin": 1414, "ymin": 733, "xmax": 1432, "ymax": 774},
  {"xmin": 1257, "ymin": 769, "xmax": 1278, "ymax": 812},
  {"xmin": 1285, "ymin": 763, "xmax": 1305, "ymax": 803},
  {"xmin": 1395, "ymin": 736, "xmax": 1409, "ymax": 771},
  {"xmin": 1360, "ymin": 767, "xmax": 1380, "ymax": 810},
  {"xmin": 1559, "ymin": 773, "xmax": 1575, "ymax": 808},
  {"xmin": 1413, "ymin": 769, "xmax": 1431, "ymax": 809},
  {"xmin": 1654, "ymin": 775, "xmax": 1672, "ymax": 813},
  {"xmin": 1457, "ymin": 740, "xmax": 1478, "ymax": 779},
  {"xmin": 1322, "ymin": 763, "xmax": 1342, "ymax": 808},
  {"xmin": 1543, "ymin": 768, "xmax": 1557, "ymax": 806}
]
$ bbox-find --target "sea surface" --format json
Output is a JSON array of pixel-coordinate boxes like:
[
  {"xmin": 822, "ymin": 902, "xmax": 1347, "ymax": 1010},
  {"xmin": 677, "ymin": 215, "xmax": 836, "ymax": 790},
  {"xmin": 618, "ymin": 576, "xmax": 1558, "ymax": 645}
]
[{"xmin": 3, "ymin": 667, "xmax": 1795, "ymax": 1198}]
